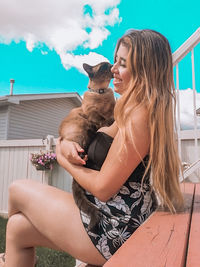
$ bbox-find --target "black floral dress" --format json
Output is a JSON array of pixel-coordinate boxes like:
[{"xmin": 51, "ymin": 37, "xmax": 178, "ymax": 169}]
[{"xmin": 80, "ymin": 131, "xmax": 157, "ymax": 260}]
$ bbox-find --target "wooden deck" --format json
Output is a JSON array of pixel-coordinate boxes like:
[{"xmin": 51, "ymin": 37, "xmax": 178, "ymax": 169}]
[{"xmin": 104, "ymin": 183, "xmax": 200, "ymax": 267}]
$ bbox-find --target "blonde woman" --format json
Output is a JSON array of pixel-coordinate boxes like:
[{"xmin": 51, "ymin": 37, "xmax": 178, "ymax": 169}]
[{"xmin": 0, "ymin": 29, "xmax": 183, "ymax": 267}]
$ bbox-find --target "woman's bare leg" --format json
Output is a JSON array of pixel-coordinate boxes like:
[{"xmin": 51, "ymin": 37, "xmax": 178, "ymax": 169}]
[
  {"xmin": 5, "ymin": 179, "xmax": 106, "ymax": 267},
  {"xmin": 5, "ymin": 213, "xmax": 61, "ymax": 267}
]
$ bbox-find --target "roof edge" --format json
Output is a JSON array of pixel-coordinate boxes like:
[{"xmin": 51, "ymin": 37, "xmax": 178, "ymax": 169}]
[{"xmin": 0, "ymin": 92, "xmax": 82, "ymax": 106}]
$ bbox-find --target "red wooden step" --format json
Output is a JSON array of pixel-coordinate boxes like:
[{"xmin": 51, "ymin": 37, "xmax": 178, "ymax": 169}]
[
  {"xmin": 104, "ymin": 183, "xmax": 194, "ymax": 267},
  {"xmin": 186, "ymin": 183, "xmax": 200, "ymax": 267}
]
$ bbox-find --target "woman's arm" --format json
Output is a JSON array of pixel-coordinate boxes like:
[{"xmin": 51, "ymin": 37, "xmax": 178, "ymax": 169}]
[{"xmin": 56, "ymin": 107, "xmax": 150, "ymax": 202}]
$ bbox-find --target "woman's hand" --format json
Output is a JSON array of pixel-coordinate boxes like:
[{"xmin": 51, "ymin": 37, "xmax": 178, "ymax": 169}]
[
  {"xmin": 56, "ymin": 137, "xmax": 99, "ymax": 197},
  {"xmin": 56, "ymin": 138, "xmax": 87, "ymax": 166}
]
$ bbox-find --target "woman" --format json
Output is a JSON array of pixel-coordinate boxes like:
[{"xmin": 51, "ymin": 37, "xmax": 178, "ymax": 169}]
[{"xmin": 0, "ymin": 29, "xmax": 183, "ymax": 267}]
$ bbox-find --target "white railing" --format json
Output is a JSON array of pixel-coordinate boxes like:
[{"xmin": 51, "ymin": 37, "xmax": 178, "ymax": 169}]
[
  {"xmin": 173, "ymin": 28, "xmax": 200, "ymax": 65},
  {"xmin": 173, "ymin": 27, "xmax": 200, "ymax": 181},
  {"xmin": 0, "ymin": 135, "xmax": 72, "ymax": 216}
]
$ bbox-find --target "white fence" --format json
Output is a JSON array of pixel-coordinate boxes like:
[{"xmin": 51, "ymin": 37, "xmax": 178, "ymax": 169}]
[
  {"xmin": 0, "ymin": 135, "xmax": 198, "ymax": 216},
  {"xmin": 0, "ymin": 135, "xmax": 72, "ymax": 216}
]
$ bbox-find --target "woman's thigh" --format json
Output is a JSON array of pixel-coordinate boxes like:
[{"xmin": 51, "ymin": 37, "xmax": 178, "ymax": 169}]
[{"xmin": 8, "ymin": 179, "xmax": 106, "ymax": 265}]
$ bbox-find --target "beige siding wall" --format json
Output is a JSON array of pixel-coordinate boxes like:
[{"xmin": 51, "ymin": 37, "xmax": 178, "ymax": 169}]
[
  {"xmin": 7, "ymin": 98, "xmax": 77, "ymax": 140},
  {"xmin": 0, "ymin": 106, "xmax": 8, "ymax": 139}
]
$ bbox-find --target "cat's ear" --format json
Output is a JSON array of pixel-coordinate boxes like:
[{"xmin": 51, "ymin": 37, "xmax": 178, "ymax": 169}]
[
  {"xmin": 83, "ymin": 63, "xmax": 94, "ymax": 78},
  {"xmin": 99, "ymin": 62, "xmax": 112, "ymax": 72}
]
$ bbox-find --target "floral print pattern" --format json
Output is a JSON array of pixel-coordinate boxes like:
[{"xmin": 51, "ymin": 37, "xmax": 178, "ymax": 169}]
[{"xmin": 81, "ymin": 178, "xmax": 157, "ymax": 260}]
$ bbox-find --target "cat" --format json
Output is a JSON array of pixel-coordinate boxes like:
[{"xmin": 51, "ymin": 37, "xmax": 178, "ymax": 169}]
[{"xmin": 59, "ymin": 61, "xmax": 115, "ymax": 229}]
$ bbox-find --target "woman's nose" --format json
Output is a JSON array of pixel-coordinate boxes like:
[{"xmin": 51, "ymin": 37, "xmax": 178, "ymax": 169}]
[{"xmin": 111, "ymin": 62, "xmax": 119, "ymax": 74}]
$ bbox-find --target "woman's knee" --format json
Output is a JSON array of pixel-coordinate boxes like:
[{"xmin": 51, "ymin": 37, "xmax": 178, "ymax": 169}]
[
  {"xmin": 9, "ymin": 179, "xmax": 28, "ymax": 199},
  {"xmin": 9, "ymin": 179, "xmax": 25, "ymax": 205},
  {"xmin": 8, "ymin": 179, "xmax": 36, "ymax": 215}
]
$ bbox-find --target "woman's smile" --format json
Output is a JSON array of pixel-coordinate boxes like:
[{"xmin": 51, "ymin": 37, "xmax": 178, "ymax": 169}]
[
  {"xmin": 111, "ymin": 43, "xmax": 131, "ymax": 95},
  {"xmin": 113, "ymin": 77, "xmax": 122, "ymax": 85}
]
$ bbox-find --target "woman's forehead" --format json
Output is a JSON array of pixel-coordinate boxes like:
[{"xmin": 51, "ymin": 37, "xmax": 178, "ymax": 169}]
[{"xmin": 116, "ymin": 43, "xmax": 129, "ymax": 58}]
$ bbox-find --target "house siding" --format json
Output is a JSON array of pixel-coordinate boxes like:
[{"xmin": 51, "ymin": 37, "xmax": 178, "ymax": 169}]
[
  {"xmin": 7, "ymin": 98, "xmax": 79, "ymax": 140},
  {"xmin": 0, "ymin": 106, "xmax": 8, "ymax": 139}
]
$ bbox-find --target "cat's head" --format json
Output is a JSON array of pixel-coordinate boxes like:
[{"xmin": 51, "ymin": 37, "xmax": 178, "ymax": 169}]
[{"xmin": 83, "ymin": 62, "xmax": 113, "ymax": 83}]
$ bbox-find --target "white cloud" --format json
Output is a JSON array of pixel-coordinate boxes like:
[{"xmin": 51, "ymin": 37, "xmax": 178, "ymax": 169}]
[
  {"xmin": 177, "ymin": 88, "xmax": 200, "ymax": 130},
  {"xmin": 84, "ymin": 27, "xmax": 110, "ymax": 49},
  {"xmin": 60, "ymin": 52, "xmax": 109, "ymax": 73},
  {"xmin": 0, "ymin": 0, "xmax": 121, "ymax": 72},
  {"xmin": 24, "ymin": 33, "xmax": 37, "ymax": 52},
  {"xmin": 41, "ymin": 51, "xmax": 48, "ymax": 55}
]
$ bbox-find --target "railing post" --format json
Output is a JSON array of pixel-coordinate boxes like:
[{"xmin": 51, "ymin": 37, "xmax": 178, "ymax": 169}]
[
  {"xmin": 191, "ymin": 49, "xmax": 198, "ymax": 162},
  {"xmin": 175, "ymin": 64, "xmax": 182, "ymax": 160},
  {"xmin": 43, "ymin": 135, "xmax": 54, "ymax": 185},
  {"xmin": 46, "ymin": 135, "xmax": 54, "ymax": 151}
]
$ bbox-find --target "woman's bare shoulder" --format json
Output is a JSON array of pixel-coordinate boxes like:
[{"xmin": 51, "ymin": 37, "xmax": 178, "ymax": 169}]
[{"xmin": 97, "ymin": 121, "xmax": 118, "ymax": 138}]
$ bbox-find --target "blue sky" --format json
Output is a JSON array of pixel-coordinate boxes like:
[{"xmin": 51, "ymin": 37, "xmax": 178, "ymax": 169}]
[{"xmin": 0, "ymin": 0, "xmax": 200, "ymax": 97}]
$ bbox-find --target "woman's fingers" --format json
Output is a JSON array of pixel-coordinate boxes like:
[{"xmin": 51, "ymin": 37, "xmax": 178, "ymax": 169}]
[
  {"xmin": 58, "ymin": 139, "xmax": 87, "ymax": 165},
  {"xmin": 70, "ymin": 143, "xmax": 86, "ymax": 165},
  {"xmin": 74, "ymin": 142, "xmax": 84, "ymax": 153}
]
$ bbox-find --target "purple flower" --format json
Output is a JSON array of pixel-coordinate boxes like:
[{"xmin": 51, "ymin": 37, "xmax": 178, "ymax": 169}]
[{"xmin": 30, "ymin": 150, "xmax": 57, "ymax": 170}]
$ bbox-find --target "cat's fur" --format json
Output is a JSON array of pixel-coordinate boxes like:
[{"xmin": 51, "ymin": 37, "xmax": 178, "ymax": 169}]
[{"xmin": 59, "ymin": 62, "xmax": 115, "ymax": 229}]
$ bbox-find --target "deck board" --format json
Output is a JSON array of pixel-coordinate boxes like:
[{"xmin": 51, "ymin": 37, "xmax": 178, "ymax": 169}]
[
  {"xmin": 104, "ymin": 183, "xmax": 194, "ymax": 267},
  {"xmin": 186, "ymin": 183, "xmax": 200, "ymax": 267}
]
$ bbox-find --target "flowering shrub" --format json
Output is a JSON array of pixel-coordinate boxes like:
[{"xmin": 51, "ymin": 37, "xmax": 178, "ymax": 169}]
[{"xmin": 30, "ymin": 150, "xmax": 57, "ymax": 170}]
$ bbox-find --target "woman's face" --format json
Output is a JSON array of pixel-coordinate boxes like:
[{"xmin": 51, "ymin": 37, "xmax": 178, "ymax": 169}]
[{"xmin": 111, "ymin": 43, "xmax": 132, "ymax": 95}]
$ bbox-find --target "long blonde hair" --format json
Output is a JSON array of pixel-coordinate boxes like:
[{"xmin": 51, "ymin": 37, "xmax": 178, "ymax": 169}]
[{"xmin": 114, "ymin": 29, "xmax": 184, "ymax": 212}]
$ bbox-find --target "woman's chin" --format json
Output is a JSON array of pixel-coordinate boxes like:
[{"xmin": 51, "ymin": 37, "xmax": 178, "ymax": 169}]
[
  {"xmin": 114, "ymin": 85, "xmax": 120, "ymax": 92},
  {"xmin": 114, "ymin": 87, "xmax": 123, "ymax": 96}
]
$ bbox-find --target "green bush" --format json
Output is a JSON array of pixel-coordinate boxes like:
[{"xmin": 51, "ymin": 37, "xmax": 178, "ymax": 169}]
[{"xmin": 0, "ymin": 217, "xmax": 75, "ymax": 267}]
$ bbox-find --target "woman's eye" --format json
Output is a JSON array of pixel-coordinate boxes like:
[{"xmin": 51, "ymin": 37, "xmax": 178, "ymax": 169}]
[
  {"xmin": 120, "ymin": 63, "xmax": 126, "ymax": 67},
  {"xmin": 119, "ymin": 59, "xmax": 126, "ymax": 67},
  {"xmin": 113, "ymin": 57, "xmax": 126, "ymax": 67}
]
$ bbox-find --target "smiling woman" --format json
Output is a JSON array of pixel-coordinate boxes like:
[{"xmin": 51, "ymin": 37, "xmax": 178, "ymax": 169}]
[
  {"xmin": 1, "ymin": 29, "xmax": 184, "ymax": 267},
  {"xmin": 112, "ymin": 44, "xmax": 132, "ymax": 95}
]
